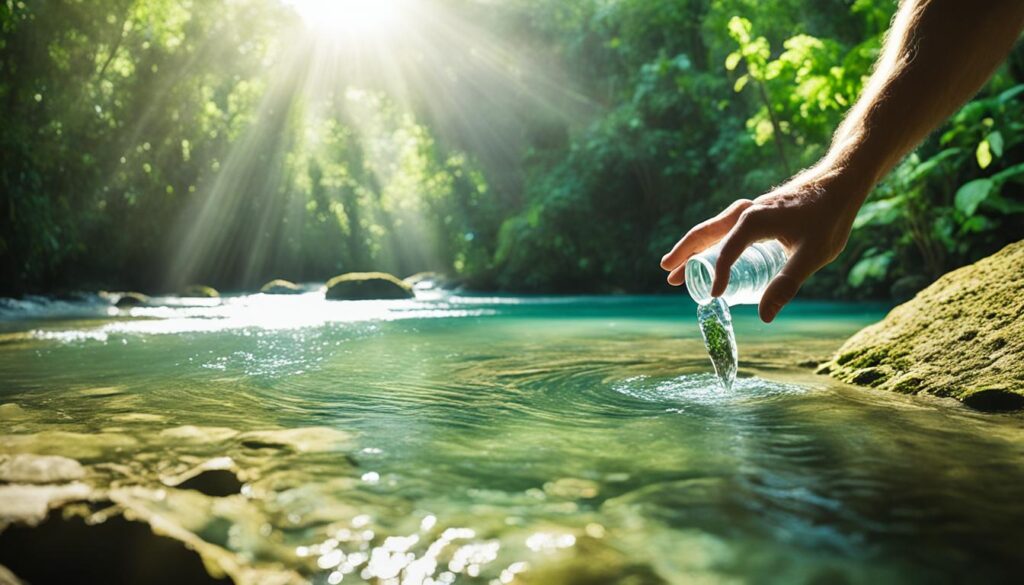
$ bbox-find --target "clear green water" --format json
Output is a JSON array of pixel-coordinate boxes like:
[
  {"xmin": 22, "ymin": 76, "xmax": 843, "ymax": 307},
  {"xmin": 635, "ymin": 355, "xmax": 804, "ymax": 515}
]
[{"xmin": 2, "ymin": 293, "xmax": 1024, "ymax": 584}]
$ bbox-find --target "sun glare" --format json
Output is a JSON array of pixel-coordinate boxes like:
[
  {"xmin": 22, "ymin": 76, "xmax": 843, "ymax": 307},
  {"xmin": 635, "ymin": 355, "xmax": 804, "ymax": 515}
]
[{"xmin": 286, "ymin": 0, "xmax": 403, "ymax": 37}]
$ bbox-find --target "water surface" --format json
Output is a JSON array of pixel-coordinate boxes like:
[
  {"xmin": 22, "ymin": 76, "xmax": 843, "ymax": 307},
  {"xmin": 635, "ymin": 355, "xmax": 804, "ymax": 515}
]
[{"xmin": 1, "ymin": 293, "xmax": 1022, "ymax": 584}]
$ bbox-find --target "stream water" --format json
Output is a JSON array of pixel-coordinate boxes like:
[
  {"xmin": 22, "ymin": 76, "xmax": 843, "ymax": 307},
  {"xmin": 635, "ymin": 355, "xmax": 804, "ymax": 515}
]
[{"xmin": 1, "ymin": 292, "xmax": 1023, "ymax": 584}]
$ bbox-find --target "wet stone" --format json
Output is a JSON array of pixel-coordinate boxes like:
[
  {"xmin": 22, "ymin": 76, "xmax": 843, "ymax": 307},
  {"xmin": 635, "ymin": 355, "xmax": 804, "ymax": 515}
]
[
  {"xmin": 176, "ymin": 470, "xmax": 244, "ymax": 498},
  {"xmin": 0, "ymin": 455, "xmax": 85, "ymax": 484},
  {"xmin": 0, "ymin": 404, "xmax": 26, "ymax": 420},
  {"xmin": 238, "ymin": 427, "xmax": 351, "ymax": 453},
  {"xmin": 0, "ymin": 483, "xmax": 92, "ymax": 528},
  {"xmin": 159, "ymin": 425, "xmax": 239, "ymax": 444}
]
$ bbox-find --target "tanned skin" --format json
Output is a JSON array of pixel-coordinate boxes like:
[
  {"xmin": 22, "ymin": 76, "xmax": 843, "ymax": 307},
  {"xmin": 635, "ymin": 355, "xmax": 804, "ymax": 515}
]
[{"xmin": 660, "ymin": 0, "xmax": 1024, "ymax": 322}]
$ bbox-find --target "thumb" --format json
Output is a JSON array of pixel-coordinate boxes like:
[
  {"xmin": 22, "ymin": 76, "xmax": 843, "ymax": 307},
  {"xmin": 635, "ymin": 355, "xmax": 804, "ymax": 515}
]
[{"xmin": 759, "ymin": 248, "xmax": 819, "ymax": 323}]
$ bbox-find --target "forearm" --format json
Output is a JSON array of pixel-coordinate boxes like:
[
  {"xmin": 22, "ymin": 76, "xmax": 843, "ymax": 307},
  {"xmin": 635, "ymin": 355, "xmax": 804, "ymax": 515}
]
[{"xmin": 824, "ymin": 0, "xmax": 1024, "ymax": 199}]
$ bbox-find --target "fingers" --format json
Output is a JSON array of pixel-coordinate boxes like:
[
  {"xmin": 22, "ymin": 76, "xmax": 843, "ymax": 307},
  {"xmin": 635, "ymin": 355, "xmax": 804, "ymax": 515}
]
[
  {"xmin": 710, "ymin": 210, "xmax": 767, "ymax": 297},
  {"xmin": 660, "ymin": 199, "xmax": 753, "ymax": 275},
  {"xmin": 666, "ymin": 263, "xmax": 686, "ymax": 286},
  {"xmin": 759, "ymin": 248, "xmax": 820, "ymax": 323}
]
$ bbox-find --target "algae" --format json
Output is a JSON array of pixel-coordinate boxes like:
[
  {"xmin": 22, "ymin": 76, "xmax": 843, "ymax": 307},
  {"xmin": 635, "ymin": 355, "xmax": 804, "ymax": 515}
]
[{"xmin": 823, "ymin": 239, "xmax": 1024, "ymax": 411}]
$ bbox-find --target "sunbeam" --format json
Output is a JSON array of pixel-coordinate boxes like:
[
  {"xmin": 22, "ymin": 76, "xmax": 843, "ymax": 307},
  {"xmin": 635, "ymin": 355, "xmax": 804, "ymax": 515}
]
[
  {"xmin": 286, "ymin": 0, "xmax": 404, "ymax": 37},
  {"xmin": 164, "ymin": 0, "xmax": 599, "ymax": 291}
]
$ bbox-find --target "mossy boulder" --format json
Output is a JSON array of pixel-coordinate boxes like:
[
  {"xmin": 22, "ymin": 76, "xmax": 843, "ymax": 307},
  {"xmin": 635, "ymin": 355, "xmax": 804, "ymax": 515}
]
[
  {"xmin": 325, "ymin": 272, "xmax": 413, "ymax": 300},
  {"xmin": 821, "ymin": 240, "xmax": 1024, "ymax": 411},
  {"xmin": 114, "ymin": 292, "xmax": 150, "ymax": 308},
  {"xmin": 180, "ymin": 285, "xmax": 219, "ymax": 298},
  {"xmin": 259, "ymin": 279, "xmax": 301, "ymax": 295}
]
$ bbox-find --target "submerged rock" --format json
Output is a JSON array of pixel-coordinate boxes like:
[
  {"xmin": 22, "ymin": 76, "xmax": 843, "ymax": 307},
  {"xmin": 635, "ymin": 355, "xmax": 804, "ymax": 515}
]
[
  {"xmin": 0, "ymin": 483, "xmax": 91, "ymax": 528},
  {"xmin": 325, "ymin": 271, "xmax": 414, "ymax": 300},
  {"xmin": 822, "ymin": 240, "xmax": 1024, "ymax": 411},
  {"xmin": 0, "ymin": 502, "xmax": 233, "ymax": 585},
  {"xmin": 0, "ymin": 431, "xmax": 139, "ymax": 460},
  {"xmin": 0, "ymin": 455, "xmax": 85, "ymax": 484},
  {"xmin": 181, "ymin": 284, "xmax": 220, "ymax": 298},
  {"xmin": 162, "ymin": 457, "xmax": 243, "ymax": 497},
  {"xmin": 237, "ymin": 427, "xmax": 352, "ymax": 453},
  {"xmin": 114, "ymin": 292, "xmax": 150, "ymax": 308},
  {"xmin": 0, "ymin": 404, "xmax": 26, "ymax": 421},
  {"xmin": 159, "ymin": 425, "xmax": 239, "ymax": 444},
  {"xmin": 259, "ymin": 279, "xmax": 302, "ymax": 295}
]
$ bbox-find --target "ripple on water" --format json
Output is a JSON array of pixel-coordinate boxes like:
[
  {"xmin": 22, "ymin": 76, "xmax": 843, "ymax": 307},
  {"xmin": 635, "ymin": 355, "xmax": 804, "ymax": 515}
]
[{"xmin": 610, "ymin": 373, "xmax": 807, "ymax": 409}]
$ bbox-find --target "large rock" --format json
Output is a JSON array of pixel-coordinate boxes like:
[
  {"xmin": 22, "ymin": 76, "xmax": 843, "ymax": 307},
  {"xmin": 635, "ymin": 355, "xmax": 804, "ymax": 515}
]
[
  {"xmin": 259, "ymin": 279, "xmax": 301, "ymax": 295},
  {"xmin": 114, "ymin": 292, "xmax": 150, "ymax": 308},
  {"xmin": 180, "ymin": 284, "xmax": 219, "ymax": 298},
  {"xmin": 821, "ymin": 240, "xmax": 1024, "ymax": 411},
  {"xmin": 325, "ymin": 272, "xmax": 413, "ymax": 300}
]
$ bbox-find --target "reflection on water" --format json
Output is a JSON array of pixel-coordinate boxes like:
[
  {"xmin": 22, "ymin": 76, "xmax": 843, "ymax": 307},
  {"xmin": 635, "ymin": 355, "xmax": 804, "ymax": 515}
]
[{"xmin": 1, "ymin": 293, "xmax": 1023, "ymax": 584}]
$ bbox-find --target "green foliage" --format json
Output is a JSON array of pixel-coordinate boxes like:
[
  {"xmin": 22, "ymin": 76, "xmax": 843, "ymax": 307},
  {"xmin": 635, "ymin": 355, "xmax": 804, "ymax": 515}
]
[
  {"xmin": 850, "ymin": 81, "xmax": 1024, "ymax": 294},
  {"xmin": 1, "ymin": 0, "xmax": 1022, "ymax": 300}
]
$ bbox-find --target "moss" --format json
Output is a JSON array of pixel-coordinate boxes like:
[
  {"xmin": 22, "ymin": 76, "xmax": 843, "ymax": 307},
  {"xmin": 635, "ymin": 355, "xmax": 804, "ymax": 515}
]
[
  {"xmin": 891, "ymin": 376, "xmax": 924, "ymax": 394},
  {"xmin": 325, "ymin": 272, "xmax": 414, "ymax": 300},
  {"xmin": 850, "ymin": 367, "xmax": 886, "ymax": 386},
  {"xmin": 114, "ymin": 292, "xmax": 149, "ymax": 307},
  {"xmin": 258, "ymin": 279, "xmax": 301, "ymax": 295},
  {"xmin": 835, "ymin": 348, "xmax": 866, "ymax": 366},
  {"xmin": 825, "ymin": 240, "xmax": 1024, "ymax": 410}
]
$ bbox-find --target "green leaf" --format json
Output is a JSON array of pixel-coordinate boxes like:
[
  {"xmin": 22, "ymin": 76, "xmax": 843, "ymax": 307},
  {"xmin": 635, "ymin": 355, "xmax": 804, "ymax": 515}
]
[
  {"xmin": 725, "ymin": 51, "xmax": 741, "ymax": 71},
  {"xmin": 998, "ymin": 84, "xmax": 1024, "ymax": 103},
  {"xmin": 853, "ymin": 197, "xmax": 904, "ymax": 229},
  {"xmin": 959, "ymin": 215, "xmax": 992, "ymax": 234},
  {"xmin": 848, "ymin": 251, "xmax": 893, "ymax": 287},
  {"xmin": 986, "ymin": 131, "xmax": 1004, "ymax": 157},
  {"xmin": 955, "ymin": 178, "xmax": 994, "ymax": 216},
  {"xmin": 983, "ymin": 193, "xmax": 1024, "ymax": 214},
  {"xmin": 991, "ymin": 161, "xmax": 1024, "ymax": 184},
  {"xmin": 733, "ymin": 74, "xmax": 748, "ymax": 92},
  {"xmin": 976, "ymin": 139, "xmax": 992, "ymax": 169},
  {"xmin": 727, "ymin": 16, "xmax": 752, "ymax": 44},
  {"xmin": 907, "ymin": 148, "xmax": 961, "ymax": 183}
]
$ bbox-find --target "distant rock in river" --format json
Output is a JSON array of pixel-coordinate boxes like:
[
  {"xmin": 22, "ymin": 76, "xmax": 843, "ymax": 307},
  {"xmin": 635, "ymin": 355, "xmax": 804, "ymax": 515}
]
[
  {"xmin": 821, "ymin": 240, "xmax": 1024, "ymax": 411},
  {"xmin": 325, "ymin": 272, "xmax": 414, "ymax": 300},
  {"xmin": 114, "ymin": 292, "xmax": 150, "ymax": 308},
  {"xmin": 259, "ymin": 279, "xmax": 301, "ymax": 295},
  {"xmin": 180, "ymin": 284, "xmax": 219, "ymax": 298}
]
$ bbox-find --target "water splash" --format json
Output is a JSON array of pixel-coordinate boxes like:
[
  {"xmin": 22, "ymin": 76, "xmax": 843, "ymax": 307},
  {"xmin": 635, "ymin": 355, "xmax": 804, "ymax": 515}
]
[{"xmin": 697, "ymin": 297, "xmax": 737, "ymax": 391}]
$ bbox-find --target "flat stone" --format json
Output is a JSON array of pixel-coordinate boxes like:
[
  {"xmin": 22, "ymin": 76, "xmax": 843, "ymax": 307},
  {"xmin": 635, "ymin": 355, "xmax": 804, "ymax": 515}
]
[
  {"xmin": 0, "ymin": 432, "xmax": 138, "ymax": 460},
  {"xmin": 0, "ymin": 455, "xmax": 85, "ymax": 484},
  {"xmin": 0, "ymin": 404, "xmax": 26, "ymax": 421},
  {"xmin": 159, "ymin": 426, "xmax": 239, "ymax": 444},
  {"xmin": 0, "ymin": 483, "xmax": 91, "ymax": 528},
  {"xmin": 238, "ymin": 427, "xmax": 351, "ymax": 453},
  {"xmin": 162, "ymin": 457, "xmax": 243, "ymax": 497},
  {"xmin": 543, "ymin": 478, "xmax": 600, "ymax": 500}
]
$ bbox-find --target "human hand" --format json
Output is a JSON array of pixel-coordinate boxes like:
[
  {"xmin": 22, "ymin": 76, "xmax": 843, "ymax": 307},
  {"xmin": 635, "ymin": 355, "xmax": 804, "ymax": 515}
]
[{"xmin": 659, "ymin": 167, "xmax": 869, "ymax": 322}]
